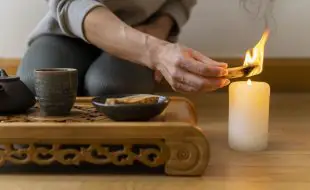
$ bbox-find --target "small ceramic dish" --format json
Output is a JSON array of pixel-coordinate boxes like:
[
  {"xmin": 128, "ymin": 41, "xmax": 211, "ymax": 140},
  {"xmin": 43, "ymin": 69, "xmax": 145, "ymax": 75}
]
[{"xmin": 92, "ymin": 94, "xmax": 170, "ymax": 121}]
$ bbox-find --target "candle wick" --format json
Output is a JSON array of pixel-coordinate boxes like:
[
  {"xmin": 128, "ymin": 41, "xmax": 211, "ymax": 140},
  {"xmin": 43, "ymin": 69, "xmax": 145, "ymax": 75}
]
[{"xmin": 247, "ymin": 79, "xmax": 252, "ymax": 85}]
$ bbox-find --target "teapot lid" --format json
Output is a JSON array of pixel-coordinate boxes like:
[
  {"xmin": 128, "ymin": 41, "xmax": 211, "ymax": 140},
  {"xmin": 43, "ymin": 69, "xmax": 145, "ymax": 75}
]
[{"xmin": 0, "ymin": 69, "xmax": 20, "ymax": 81}]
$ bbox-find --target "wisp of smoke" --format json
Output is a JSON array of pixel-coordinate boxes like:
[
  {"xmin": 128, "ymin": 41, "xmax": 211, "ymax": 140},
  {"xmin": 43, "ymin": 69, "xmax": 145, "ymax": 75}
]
[{"xmin": 239, "ymin": 0, "xmax": 277, "ymax": 30}]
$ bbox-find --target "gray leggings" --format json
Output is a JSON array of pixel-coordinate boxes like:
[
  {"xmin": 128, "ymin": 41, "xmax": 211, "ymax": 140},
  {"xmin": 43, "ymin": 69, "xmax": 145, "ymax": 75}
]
[{"xmin": 17, "ymin": 35, "xmax": 155, "ymax": 96}]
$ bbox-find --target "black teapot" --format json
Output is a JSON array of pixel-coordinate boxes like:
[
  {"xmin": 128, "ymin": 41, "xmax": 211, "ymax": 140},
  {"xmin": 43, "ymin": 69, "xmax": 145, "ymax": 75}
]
[{"xmin": 0, "ymin": 69, "xmax": 36, "ymax": 114}]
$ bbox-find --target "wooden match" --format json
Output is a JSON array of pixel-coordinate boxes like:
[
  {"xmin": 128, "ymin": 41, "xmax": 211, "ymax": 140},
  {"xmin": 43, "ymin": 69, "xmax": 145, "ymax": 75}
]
[{"xmin": 227, "ymin": 65, "xmax": 260, "ymax": 79}]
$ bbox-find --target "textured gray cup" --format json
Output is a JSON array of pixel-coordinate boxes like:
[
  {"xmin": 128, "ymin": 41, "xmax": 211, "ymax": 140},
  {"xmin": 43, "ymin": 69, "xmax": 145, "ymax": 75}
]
[{"xmin": 34, "ymin": 68, "xmax": 78, "ymax": 116}]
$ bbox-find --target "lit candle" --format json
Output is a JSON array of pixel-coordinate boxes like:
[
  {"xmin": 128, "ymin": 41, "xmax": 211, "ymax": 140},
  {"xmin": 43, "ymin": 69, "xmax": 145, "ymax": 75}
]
[{"xmin": 228, "ymin": 79, "xmax": 270, "ymax": 151}]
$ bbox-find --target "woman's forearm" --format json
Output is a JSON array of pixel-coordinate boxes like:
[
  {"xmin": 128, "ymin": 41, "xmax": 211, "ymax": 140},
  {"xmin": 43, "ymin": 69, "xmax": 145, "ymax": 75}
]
[{"xmin": 84, "ymin": 6, "xmax": 166, "ymax": 69}]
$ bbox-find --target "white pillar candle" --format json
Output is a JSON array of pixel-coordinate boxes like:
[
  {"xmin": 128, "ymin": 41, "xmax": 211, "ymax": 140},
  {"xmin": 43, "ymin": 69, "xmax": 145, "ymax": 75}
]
[{"xmin": 228, "ymin": 80, "xmax": 270, "ymax": 152}]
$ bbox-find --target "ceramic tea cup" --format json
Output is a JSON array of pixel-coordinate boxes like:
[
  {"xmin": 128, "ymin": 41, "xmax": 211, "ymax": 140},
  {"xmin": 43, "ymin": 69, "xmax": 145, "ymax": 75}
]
[{"xmin": 34, "ymin": 68, "xmax": 78, "ymax": 116}]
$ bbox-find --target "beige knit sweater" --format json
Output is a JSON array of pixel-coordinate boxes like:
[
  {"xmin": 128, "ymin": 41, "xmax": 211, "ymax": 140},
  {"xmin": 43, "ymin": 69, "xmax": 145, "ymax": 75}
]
[{"xmin": 29, "ymin": 0, "xmax": 196, "ymax": 44}]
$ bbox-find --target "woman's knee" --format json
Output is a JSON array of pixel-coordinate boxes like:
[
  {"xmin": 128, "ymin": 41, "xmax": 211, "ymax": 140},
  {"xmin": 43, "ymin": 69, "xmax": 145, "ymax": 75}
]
[
  {"xmin": 17, "ymin": 35, "xmax": 100, "ymax": 95},
  {"xmin": 84, "ymin": 54, "xmax": 155, "ymax": 96}
]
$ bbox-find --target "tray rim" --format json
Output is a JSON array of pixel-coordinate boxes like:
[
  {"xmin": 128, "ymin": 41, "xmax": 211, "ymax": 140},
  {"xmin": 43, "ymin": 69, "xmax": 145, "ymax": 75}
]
[{"xmin": 0, "ymin": 96, "xmax": 198, "ymax": 126}]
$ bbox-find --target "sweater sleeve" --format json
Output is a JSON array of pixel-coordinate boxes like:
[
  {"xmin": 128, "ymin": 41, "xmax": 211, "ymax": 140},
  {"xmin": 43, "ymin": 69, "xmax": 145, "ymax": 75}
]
[
  {"xmin": 157, "ymin": 0, "xmax": 197, "ymax": 42},
  {"xmin": 47, "ymin": 0, "xmax": 105, "ymax": 41}
]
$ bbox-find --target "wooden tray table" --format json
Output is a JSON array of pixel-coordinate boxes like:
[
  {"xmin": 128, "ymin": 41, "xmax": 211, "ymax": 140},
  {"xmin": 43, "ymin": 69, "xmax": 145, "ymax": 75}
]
[{"xmin": 0, "ymin": 96, "xmax": 209, "ymax": 176}]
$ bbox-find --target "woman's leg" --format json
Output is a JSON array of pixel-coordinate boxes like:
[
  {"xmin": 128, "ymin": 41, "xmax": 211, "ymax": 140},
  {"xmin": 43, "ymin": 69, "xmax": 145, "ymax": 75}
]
[
  {"xmin": 17, "ymin": 35, "xmax": 101, "ymax": 95},
  {"xmin": 84, "ymin": 53, "xmax": 155, "ymax": 96}
]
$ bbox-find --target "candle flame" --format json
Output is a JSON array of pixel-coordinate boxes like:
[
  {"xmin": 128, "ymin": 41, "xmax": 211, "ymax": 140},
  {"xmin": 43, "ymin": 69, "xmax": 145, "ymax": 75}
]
[
  {"xmin": 247, "ymin": 79, "xmax": 252, "ymax": 86},
  {"xmin": 243, "ymin": 29, "xmax": 270, "ymax": 76}
]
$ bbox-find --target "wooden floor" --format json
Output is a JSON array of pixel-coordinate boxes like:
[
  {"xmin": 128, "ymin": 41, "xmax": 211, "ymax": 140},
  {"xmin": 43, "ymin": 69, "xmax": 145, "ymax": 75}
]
[{"xmin": 0, "ymin": 92, "xmax": 310, "ymax": 190}]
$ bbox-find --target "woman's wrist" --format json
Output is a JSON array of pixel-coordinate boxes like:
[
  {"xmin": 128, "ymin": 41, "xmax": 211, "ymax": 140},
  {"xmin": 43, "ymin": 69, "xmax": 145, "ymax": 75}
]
[
  {"xmin": 142, "ymin": 34, "xmax": 170, "ymax": 70},
  {"xmin": 140, "ymin": 14, "xmax": 175, "ymax": 69}
]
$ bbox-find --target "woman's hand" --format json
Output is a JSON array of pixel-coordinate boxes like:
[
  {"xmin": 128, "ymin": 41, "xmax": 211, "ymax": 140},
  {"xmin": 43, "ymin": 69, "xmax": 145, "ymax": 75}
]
[{"xmin": 152, "ymin": 43, "xmax": 230, "ymax": 93}]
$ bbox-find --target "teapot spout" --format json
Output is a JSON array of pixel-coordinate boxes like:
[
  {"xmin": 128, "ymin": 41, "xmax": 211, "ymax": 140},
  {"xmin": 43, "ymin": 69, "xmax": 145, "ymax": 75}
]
[
  {"xmin": 0, "ymin": 69, "xmax": 9, "ymax": 94},
  {"xmin": 0, "ymin": 69, "xmax": 9, "ymax": 77}
]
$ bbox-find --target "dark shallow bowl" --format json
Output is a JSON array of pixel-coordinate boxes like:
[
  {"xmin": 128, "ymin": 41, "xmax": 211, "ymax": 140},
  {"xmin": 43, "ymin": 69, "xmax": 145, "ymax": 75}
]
[{"xmin": 92, "ymin": 94, "xmax": 170, "ymax": 121}]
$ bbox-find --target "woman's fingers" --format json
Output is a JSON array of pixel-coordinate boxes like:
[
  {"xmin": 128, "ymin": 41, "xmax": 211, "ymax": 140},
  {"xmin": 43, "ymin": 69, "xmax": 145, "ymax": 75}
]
[
  {"xmin": 168, "ymin": 66, "xmax": 230, "ymax": 92},
  {"xmin": 171, "ymin": 68, "xmax": 207, "ymax": 90},
  {"xmin": 204, "ymin": 77, "xmax": 231, "ymax": 90},
  {"xmin": 171, "ymin": 82, "xmax": 198, "ymax": 93},
  {"xmin": 177, "ymin": 57, "xmax": 228, "ymax": 78},
  {"xmin": 189, "ymin": 49, "xmax": 228, "ymax": 68},
  {"xmin": 162, "ymin": 69, "xmax": 197, "ymax": 92},
  {"xmin": 172, "ymin": 78, "xmax": 230, "ymax": 93},
  {"xmin": 154, "ymin": 43, "xmax": 231, "ymax": 93}
]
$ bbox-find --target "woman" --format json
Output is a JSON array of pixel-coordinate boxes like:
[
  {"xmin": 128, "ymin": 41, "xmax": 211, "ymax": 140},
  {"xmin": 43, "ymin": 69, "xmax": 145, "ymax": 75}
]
[{"xmin": 17, "ymin": 0, "xmax": 230, "ymax": 96}]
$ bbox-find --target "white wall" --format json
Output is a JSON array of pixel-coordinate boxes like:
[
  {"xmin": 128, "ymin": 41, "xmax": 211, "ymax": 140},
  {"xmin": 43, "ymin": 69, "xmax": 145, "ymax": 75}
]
[
  {"xmin": 0, "ymin": 1, "xmax": 47, "ymax": 58},
  {"xmin": 0, "ymin": 0, "xmax": 309, "ymax": 58},
  {"xmin": 180, "ymin": 0, "xmax": 310, "ymax": 58}
]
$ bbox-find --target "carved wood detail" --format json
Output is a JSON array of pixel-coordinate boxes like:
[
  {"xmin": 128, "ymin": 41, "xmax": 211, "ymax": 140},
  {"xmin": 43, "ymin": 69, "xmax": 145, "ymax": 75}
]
[
  {"xmin": 165, "ymin": 137, "xmax": 210, "ymax": 176},
  {"xmin": 0, "ymin": 141, "xmax": 169, "ymax": 168},
  {"xmin": 0, "ymin": 136, "xmax": 210, "ymax": 176}
]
